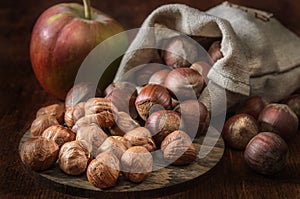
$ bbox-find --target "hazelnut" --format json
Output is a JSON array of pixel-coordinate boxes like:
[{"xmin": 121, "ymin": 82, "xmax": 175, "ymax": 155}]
[
  {"xmin": 72, "ymin": 113, "xmax": 114, "ymax": 133},
  {"xmin": 65, "ymin": 82, "xmax": 102, "ymax": 108},
  {"xmin": 236, "ymin": 96, "xmax": 269, "ymax": 120},
  {"xmin": 161, "ymin": 130, "xmax": 197, "ymax": 165},
  {"xmin": 222, "ymin": 114, "xmax": 259, "ymax": 150},
  {"xmin": 109, "ymin": 112, "xmax": 140, "ymax": 136},
  {"xmin": 190, "ymin": 61, "xmax": 211, "ymax": 84},
  {"xmin": 36, "ymin": 103, "xmax": 65, "ymax": 124},
  {"xmin": 148, "ymin": 69, "xmax": 172, "ymax": 86},
  {"xmin": 30, "ymin": 115, "xmax": 59, "ymax": 136},
  {"xmin": 97, "ymin": 137, "xmax": 128, "ymax": 159},
  {"xmin": 164, "ymin": 68, "xmax": 204, "ymax": 100},
  {"xmin": 111, "ymin": 136, "xmax": 132, "ymax": 149},
  {"xmin": 64, "ymin": 102, "xmax": 85, "ymax": 128},
  {"xmin": 104, "ymin": 81, "xmax": 137, "ymax": 97},
  {"xmin": 87, "ymin": 152, "xmax": 120, "ymax": 189},
  {"xmin": 41, "ymin": 125, "xmax": 75, "ymax": 147},
  {"xmin": 20, "ymin": 137, "xmax": 59, "ymax": 171},
  {"xmin": 123, "ymin": 127, "xmax": 156, "ymax": 152},
  {"xmin": 174, "ymin": 100, "xmax": 210, "ymax": 137},
  {"xmin": 76, "ymin": 123, "xmax": 108, "ymax": 157},
  {"xmin": 121, "ymin": 146, "xmax": 153, "ymax": 183},
  {"xmin": 283, "ymin": 94, "xmax": 300, "ymax": 125},
  {"xmin": 145, "ymin": 110, "xmax": 181, "ymax": 146},
  {"xmin": 163, "ymin": 36, "xmax": 199, "ymax": 68},
  {"xmin": 208, "ymin": 41, "xmax": 223, "ymax": 63},
  {"xmin": 258, "ymin": 103, "xmax": 298, "ymax": 143},
  {"xmin": 84, "ymin": 97, "xmax": 118, "ymax": 116},
  {"xmin": 58, "ymin": 140, "xmax": 91, "ymax": 175},
  {"xmin": 244, "ymin": 132, "xmax": 289, "ymax": 175},
  {"xmin": 135, "ymin": 63, "xmax": 166, "ymax": 86},
  {"xmin": 135, "ymin": 84, "xmax": 172, "ymax": 121},
  {"xmin": 105, "ymin": 89, "xmax": 138, "ymax": 119}
]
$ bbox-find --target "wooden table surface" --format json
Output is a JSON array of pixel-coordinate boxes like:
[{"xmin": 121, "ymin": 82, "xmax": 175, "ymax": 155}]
[{"xmin": 1, "ymin": 0, "xmax": 299, "ymax": 198}]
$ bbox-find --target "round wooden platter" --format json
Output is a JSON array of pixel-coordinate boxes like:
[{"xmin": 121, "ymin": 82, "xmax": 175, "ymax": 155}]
[{"xmin": 19, "ymin": 127, "xmax": 225, "ymax": 198}]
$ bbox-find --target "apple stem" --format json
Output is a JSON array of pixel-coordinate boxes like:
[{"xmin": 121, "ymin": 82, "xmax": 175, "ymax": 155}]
[{"xmin": 83, "ymin": 0, "xmax": 92, "ymax": 20}]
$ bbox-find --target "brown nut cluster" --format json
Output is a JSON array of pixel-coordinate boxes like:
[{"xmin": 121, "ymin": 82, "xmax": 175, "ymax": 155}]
[
  {"xmin": 224, "ymin": 97, "xmax": 299, "ymax": 175},
  {"xmin": 23, "ymin": 33, "xmax": 225, "ymax": 188}
]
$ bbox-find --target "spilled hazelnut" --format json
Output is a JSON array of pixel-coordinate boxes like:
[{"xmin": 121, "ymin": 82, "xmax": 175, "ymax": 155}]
[
  {"xmin": 64, "ymin": 102, "xmax": 85, "ymax": 127},
  {"xmin": 244, "ymin": 132, "xmax": 289, "ymax": 175},
  {"xmin": 222, "ymin": 114, "xmax": 258, "ymax": 150},
  {"xmin": 258, "ymin": 103, "xmax": 298, "ymax": 143},
  {"xmin": 97, "ymin": 137, "xmax": 128, "ymax": 159}
]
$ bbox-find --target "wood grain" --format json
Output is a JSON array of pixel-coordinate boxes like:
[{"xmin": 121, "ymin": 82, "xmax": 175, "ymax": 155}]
[
  {"xmin": 19, "ymin": 128, "xmax": 224, "ymax": 198},
  {"xmin": 0, "ymin": 0, "xmax": 300, "ymax": 198}
]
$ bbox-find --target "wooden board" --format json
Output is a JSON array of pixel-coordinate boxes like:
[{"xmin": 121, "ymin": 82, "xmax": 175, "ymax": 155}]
[{"xmin": 19, "ymin": 127, "xmax": 224, "ymax": 198}]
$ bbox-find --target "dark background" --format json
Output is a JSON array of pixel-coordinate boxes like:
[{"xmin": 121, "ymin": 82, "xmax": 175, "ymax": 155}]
[{"xmin": 0, "ymin": 0, "xmax": 299, "ymax": 198}]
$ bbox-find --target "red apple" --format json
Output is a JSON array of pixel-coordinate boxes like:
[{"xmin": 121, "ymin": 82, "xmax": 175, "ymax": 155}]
[{"xmin": 30, "ymin": 0, "xmax": 126, "ymax": 100}]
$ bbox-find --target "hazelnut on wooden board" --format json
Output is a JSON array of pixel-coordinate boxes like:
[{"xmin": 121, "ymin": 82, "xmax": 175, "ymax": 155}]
[
  {"xmin": 135, "ymin": 84, "xmax": 172, "ymax": 121},
  {"xmin": 208, "ymin": 41, "xmax": 223, "ymax": 63},
  {"xmin": 84, "ymin": 97, "xmax": 118, "ymax": 116},
  {"xmin": 145, "ymin": 110, "xmax": 181, "ymax": 146},
  {"xmin": 163, "ymin": 35, "xmax": 199, "ymax": 68},
  {"xmin": 36, "ymin": 103, "xmax": 65, "ymax": 124},
  {"xmin": 65, "ymin": 82, "xmax": 102, "ymax": 108},
  {"xmin": 76, "ymin": 123, "xmax": 108, "ymax": 157},
  {"xmin": 244, "ymin": 132, "xmax": 289, "ymax": 175},
  {"xmin": 30, "ymin": 115, "xmax": 59, "ymax": 136},
  {"xmin": 164, "ymin": 68, "xmax": 204, "ymax": 100},
  {"xmin": 258, "ymin": 103, "xmax": 298, "ymax": 143},
  {"xmin": 87, "ymin": 152, "xmax": 120, "ymax": 189},
  {"xmin": 41, "ymin": 125, "xmax": 75, "ymax": 147},
  {"xmin": 161, "ymin": 130, "xmax": 197, "ymax": 166},
  {"xmin": 174, "ymin": 100, "xmax": 210, "ymax": 137},
  {"xmin": 20, "ymin": 137, "xmax": 59, "ymax": 171},
  {"xmin": 64, "ymin": 102, "xmax": 85, "ymax": 127},
  {"xmin": 72, "ymin": 113, "xmax": 115, "ymax": 133},
  {"xmin": 121, "ymin": 146, "xmax": 153, "ymax": 183},
  {"xmin": 222, "ymin": 114, "xmax": 258, "ymax": 150},
  {"xmin": 109, "ymin": 112, "xmax": 140, "ymax": 136},
  {"xmin": 123, "ymin": 127, "xmax": 156, "ymax": 152},
  {"xmin": 58, "ymin": 140, "xmax": 91, "ymax": 175},
  {"xmin": 236, "ymin": 96, "xmax": 269, "ymax": 120},
  {"xmin": 97, "ymin": 137, "xmax": 128, "ymax": 159}
]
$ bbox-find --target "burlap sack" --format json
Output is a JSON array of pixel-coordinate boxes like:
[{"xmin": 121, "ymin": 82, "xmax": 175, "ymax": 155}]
[{"xmin": 114, "ymin": 2, "xmax": 300, "ymax": 111}]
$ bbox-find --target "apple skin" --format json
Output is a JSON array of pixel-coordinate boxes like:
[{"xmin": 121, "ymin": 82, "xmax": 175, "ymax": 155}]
[{"xmin": 30, "ymin": 3, "xmax": 126, "ymax": 100}]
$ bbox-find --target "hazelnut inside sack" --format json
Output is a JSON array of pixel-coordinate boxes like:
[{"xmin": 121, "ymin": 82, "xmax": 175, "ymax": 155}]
[{"xmin": 114, "ymin": 2, "xmax": 300, "ymax": 112}]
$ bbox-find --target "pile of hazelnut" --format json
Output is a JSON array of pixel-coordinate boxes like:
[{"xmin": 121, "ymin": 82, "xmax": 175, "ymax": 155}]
[
  {"xmin": 222, "ymin": 94, "xmax": 299, "ymax": 175},
  {"xmin": 20, "ymin": 35, "xmax": 222, "ymax": 189}
]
